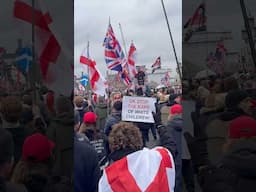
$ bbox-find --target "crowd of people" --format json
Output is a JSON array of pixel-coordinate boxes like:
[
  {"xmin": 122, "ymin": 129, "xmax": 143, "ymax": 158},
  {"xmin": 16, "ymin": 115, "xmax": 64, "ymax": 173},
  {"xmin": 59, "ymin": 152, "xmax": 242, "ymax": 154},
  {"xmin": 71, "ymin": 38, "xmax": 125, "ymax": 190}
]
[
  {"xmin": 1, "ymin": 71, "xmax": 256, "ymax": 192},
  {"xmin": 0, "ymin": 89, "xmax": 73, "ymax": 192}
]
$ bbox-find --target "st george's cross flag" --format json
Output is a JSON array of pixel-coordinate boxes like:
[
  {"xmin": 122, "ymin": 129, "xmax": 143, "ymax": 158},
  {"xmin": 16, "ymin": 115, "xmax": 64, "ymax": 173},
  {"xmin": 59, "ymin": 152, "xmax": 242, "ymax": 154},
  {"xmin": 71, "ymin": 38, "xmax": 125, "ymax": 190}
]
[
  {"xmin": 13, "ymin": 0, "xmax": 73, "ymax": 95},
  {"xmin": 127, "ymin": 42, "xmax": 138, "ymax": 78},
  {"xmin": 80, "ymin": 49, "xmax": 107, "ymax": 96},
  {"xmin": 99, "ymin": 147, "xmax": 175, "ymax": 192}
]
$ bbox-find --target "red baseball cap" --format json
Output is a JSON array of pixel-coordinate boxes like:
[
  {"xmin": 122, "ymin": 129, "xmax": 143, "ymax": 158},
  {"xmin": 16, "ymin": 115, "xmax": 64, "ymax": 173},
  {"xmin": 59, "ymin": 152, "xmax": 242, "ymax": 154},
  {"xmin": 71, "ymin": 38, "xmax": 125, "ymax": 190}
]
[
  {"xmin": 22, "ymin": 133, "xmax": 55, "ymax": 162},
  {"xmin": 228, "ymin": 116, "xmax": 256, "ymax": 139},
  {"xmin": 170, "ymin": 104, "xmax": 183, "ymax": 115},
  {"xmin": 83, "ymin": 112, "xmax": 97, "ymax": 123}
]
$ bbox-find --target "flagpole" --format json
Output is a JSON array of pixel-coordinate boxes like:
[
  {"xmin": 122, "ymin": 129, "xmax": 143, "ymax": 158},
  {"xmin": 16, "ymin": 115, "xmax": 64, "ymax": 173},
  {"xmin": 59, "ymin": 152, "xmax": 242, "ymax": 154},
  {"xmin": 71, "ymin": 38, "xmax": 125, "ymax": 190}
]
[
  {"xmin": 31, "ymin": 0, "xmax": 37, "ymax": 103},
  {"xmin": 240, "ymin": 0, "xmax": 256, "ymax": 68},
  {"xmin": 160, "ymin": 0, "xmax": 182, "ymax": 82},
  {"xmin": 118, "ymin": 23, "xmax": 128, "ymax": 58},
  {"xmin": 86, "ymin": 41, "xmax": 92, "ymax": 102}
]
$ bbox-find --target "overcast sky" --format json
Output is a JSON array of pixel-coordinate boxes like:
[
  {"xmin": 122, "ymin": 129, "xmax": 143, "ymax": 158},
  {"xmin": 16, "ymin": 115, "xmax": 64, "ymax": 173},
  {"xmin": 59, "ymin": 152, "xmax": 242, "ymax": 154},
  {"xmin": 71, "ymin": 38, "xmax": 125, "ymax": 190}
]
[
  {"xmin": 1, "ymin": 0, "xmax": 255, "ymax": 78},
  {"xmin": 74, "ymin": 0, "xmax": 182, "ymax": 77}
]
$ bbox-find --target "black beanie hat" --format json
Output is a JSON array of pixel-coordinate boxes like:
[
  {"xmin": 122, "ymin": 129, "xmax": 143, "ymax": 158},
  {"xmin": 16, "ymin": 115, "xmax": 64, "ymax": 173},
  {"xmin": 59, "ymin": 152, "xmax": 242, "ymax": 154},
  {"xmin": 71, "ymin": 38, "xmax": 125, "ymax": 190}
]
[{"xmin": 225, "ymin": 90, "xmax": 249, "ymax": 109}]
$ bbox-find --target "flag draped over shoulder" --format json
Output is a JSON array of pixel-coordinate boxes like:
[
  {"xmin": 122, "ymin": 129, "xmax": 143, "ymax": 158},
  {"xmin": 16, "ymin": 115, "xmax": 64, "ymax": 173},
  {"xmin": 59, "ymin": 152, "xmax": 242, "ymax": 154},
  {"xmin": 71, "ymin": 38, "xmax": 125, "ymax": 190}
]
[
  {"xmin": 98, "ymin": 147, "xmax": 175, "ymax": 192},
  {"xmin": 152, "ymin": 56, "xmax": 161, "ymax": 73},
  {"xmin": 103, "ymin": 22, "xmax": 131, "ymax": 86},
  {"xmin": 184, "ymin": 2, "xmax": 207, "ymax": 42},
  {"xmin": 80, "ymin": 50, "xmax": 107, "ymax": 96},
  {"xmin": 127, "ymin": 42, "xmax": 138, "ymax": 78}
]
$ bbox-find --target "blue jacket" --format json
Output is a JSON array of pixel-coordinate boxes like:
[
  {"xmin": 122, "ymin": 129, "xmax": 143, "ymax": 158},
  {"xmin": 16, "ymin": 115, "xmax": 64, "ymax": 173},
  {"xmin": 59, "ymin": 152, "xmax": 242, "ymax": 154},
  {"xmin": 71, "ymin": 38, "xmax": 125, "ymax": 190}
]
[{"xmin": 104, "ymin": 112, "xmax": 121, "ymax": 136}]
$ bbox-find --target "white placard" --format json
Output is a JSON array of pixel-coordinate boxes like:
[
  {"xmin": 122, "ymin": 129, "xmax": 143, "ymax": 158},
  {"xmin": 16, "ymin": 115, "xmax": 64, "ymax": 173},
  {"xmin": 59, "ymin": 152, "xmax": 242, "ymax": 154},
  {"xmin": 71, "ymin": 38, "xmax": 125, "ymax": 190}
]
[{"xmin": 122, "ymin": 96, "xmax": 156, "ymax": 123}]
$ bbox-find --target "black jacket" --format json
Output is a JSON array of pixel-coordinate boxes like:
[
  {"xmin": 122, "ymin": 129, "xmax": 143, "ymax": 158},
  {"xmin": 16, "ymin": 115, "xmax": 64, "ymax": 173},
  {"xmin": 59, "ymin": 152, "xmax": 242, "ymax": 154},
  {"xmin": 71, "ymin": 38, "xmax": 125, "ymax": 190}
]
[
  {"xmin": 199, "ymin": 138, "xmax": 256, "ymax": 192},
  {"xmin": 74, "ymin": 134, "xmax": 100, "ymax": 192}
]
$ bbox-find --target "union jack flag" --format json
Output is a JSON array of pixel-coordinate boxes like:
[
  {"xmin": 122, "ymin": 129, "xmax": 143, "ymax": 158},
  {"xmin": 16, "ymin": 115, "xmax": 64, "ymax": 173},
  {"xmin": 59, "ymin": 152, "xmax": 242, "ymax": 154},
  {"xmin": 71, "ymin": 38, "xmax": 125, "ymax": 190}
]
[
  {"xmin": 152, "ymin": 56, "xmax": 161, "ymax": 73},
  {"xmin": 103, "ymin": 22, "xmax": 131, "ymax": 87},
  {"xmin": 103, "ymin": 23, "xmax": 126, "ymax": 72}
]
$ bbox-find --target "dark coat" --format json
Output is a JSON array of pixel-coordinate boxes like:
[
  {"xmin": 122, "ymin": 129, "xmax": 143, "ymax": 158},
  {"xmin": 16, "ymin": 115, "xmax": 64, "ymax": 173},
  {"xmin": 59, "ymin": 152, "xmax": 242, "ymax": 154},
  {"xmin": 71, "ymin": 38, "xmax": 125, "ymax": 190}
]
[
  {"xmin": 104, "ymin": 112, "xmax": 121, "ymax": 136},
  {"xmin": 166, "ymin": 115, "xmax": 183, "ymax": 192},
  {"xmin": 199, "ymin": 138, "xmax": 256, "ymax": 192},
  {"xmin": 0, "ymin": 177, "xmax": 27, "ymax": 192},
  {"xmin": 95, "ymin": 103, "xmax": 108, "ymax": 130},
  {"xmin": 47, "ymin": 112, "xmax": 73, "ymax": 178},
  {"xmin": 4, "ymin": 126, "xmax": 28, "ymax": 164},
  {"xmin": 85, "ymin": 129, "xmax": 110, "ymax": 161},
  {"xmin": 74, "ymin": 134, "xmax": 100, "ymax": 192}
]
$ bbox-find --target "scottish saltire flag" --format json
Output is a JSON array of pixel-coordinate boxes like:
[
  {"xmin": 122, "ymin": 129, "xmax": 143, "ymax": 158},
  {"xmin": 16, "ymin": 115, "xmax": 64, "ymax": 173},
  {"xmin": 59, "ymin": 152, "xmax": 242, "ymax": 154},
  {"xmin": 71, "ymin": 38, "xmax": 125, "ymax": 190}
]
[
  {"xmin": 152, "ymin": 56, "xmax": 161, "ymax": 73},
  {"xmin": 79, "ymin": 74, "xmax": 88, "ymax": 87},
  {"xmin": 103, "ymin": 23, "xmax": 126, "ymax": 72},
  {"xmin": 16, "ymin": 47, "xmax": 32, "ymax": 73}
]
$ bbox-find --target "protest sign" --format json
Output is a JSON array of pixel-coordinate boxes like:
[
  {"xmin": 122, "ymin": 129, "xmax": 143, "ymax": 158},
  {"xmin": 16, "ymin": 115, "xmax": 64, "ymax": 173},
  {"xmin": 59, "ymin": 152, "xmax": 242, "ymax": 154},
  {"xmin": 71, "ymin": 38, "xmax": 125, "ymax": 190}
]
[{"xmin": 122, "ymin": 96, "xmax": 156, "ymax": 123}]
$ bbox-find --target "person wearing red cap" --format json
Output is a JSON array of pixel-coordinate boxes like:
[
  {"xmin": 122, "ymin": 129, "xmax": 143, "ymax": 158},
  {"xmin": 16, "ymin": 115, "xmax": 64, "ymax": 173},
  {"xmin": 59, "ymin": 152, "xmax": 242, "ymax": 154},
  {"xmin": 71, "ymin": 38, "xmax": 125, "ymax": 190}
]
[
  {"xmin": 79, "ymin": 112, "xmax": 109, "ymax": 164},
  {"xmin": 11, "ymin": 133, "xmax": 55, "ymax": 191},
  {"xmin": 188, "ymin": 116, "xmax": 256, "ymax": 192},
  {"xmin": 165, "ymin": 104, "xmax": 184, "ymax": 192}
]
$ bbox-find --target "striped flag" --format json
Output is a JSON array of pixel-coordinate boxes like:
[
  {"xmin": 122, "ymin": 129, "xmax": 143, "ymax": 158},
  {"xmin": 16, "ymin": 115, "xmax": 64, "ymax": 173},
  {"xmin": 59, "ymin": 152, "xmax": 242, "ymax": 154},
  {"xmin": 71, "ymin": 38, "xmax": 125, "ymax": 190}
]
[
  {"xmin": 152, "ymin": 56, "xmax": 161, "ymax": 73},
  {"xmin": 99, "ymin": 147, "xmax": 175, "ymax": 192}
]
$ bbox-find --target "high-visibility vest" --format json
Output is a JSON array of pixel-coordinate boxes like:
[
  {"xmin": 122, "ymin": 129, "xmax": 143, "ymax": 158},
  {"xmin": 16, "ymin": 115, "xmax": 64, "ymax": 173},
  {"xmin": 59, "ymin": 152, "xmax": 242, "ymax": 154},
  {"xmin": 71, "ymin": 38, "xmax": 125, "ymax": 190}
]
[{"xmin": 99, "ymin": 147, "xmax": 175, "ymax": 192}]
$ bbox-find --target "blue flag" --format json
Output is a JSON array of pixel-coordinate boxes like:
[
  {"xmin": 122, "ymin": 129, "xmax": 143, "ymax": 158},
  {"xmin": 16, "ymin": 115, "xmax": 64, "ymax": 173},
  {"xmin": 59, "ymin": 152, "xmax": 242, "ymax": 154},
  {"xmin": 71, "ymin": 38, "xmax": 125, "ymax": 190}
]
[
  {"xmin": 16, "ymin": 47, "xmax": 32, "ymax": 73},
  {"xmin": 80, "ymin": 75, "xmax": 88, "ymax": 87}
]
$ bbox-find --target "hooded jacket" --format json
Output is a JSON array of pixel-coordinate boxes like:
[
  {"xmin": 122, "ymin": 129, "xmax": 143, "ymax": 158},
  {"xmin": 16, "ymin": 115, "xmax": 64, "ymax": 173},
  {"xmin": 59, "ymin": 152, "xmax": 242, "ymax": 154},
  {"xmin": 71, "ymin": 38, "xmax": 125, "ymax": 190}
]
[
  {"xmin": 47, "ymin": 112, "xmax": 73, "ymax": 178},
  {"xmin": 74, "ymin": 133, "xmax": 100, "ymax": 192},
  {"xmin": 95, "ymin": 103, "xmax": 108, "ymax": 130},
  {"xmin": 199, "ymin": 138, "xmax": 256, "ymax": 192}
]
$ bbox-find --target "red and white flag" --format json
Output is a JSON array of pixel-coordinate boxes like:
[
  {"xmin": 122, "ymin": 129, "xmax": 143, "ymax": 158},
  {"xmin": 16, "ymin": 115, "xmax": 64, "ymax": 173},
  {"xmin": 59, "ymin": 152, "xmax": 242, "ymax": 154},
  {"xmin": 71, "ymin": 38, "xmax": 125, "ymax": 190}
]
[
  {"xmin": 13, "ymin": 0, "xmax": 73, "ymax": 95},
  {"xmin": 127, "ymin": 42, "xmax": 138, "ymax": 78},
  {"xmin": 80, "ymin": 50, "xmax": 107, "ymax": 96},
  {"xmin": 99, "ymin": 147, "xmax": 175, "ymax": 192}
]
